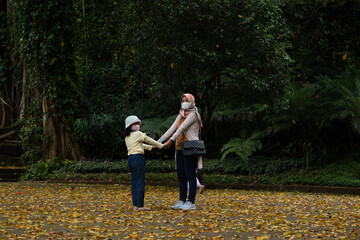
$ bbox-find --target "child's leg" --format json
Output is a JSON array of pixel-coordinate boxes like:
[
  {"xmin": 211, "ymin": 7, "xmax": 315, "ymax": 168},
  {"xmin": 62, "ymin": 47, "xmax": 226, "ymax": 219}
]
[
  {"xmin": 128, "ymin": 155, "xmax": 138, "ymax": 207},
  {"xmin": 135, "ymin": 155, "xmax": 146, "ymax": 207},
  {"xmin": 196, "ymin": 177, "xmax": 201, "ymax": 188},
  {"xmin": 128, "ymin": 154, "xmax": 146, "ymax": 208}
]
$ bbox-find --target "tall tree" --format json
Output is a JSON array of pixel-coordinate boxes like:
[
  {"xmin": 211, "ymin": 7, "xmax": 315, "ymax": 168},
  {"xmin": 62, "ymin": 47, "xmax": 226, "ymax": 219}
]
[
  {"xmin": 0, "ymin": 0, "xmax": 22, "ymax": 128},
  {"xmin": 122, "ymin": 0, "xmax": 292, "ymax": 148},
  {"xmin": 15, "ymin": 0, "xmax": 83, "ymax": 161},
  {"xmin": 284, "ymin": 0, "xmax": 360, "ymax": 81}
]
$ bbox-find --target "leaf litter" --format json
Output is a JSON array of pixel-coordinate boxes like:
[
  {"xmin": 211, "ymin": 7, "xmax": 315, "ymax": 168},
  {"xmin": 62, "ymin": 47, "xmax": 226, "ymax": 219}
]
[{"xmin": 0, "ymin": 182, "xmax": 359, "ymax": 239}]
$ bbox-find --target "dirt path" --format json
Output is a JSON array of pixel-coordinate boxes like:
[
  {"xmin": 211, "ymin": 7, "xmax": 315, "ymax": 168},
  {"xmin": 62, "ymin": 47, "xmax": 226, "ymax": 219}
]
[{"xmin": 0, "ymin": 182, "xmax": 359, "ymax": 239}]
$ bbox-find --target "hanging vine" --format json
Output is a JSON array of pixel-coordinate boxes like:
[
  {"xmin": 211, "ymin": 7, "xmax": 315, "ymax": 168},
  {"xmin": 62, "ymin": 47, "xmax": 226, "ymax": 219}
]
[{"xmin": 15, "ymin": 0, "xmax": 83, "ymax": 161}]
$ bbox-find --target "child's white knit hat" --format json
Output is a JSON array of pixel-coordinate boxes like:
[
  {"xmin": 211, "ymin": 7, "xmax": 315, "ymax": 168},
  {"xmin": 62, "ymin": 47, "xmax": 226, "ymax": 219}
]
[{"xmin": 125, "ymin": 115, "xmax": 141, "ymax": 129}]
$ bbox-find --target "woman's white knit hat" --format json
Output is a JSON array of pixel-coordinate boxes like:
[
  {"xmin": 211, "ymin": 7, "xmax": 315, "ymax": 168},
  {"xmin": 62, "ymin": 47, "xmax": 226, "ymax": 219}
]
[{"xmin": 125, "ymin": 115, "xmax": 141, "ymax": 129}]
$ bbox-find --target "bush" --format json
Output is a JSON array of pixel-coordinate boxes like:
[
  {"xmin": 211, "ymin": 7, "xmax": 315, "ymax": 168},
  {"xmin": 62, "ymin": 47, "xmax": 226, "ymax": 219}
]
[
  {"xmin": 73, "ymin": 160, "xmax": 128, "ymax": 173},
  {"xmin": 24, "ymin": 158, "xmax": 74, "ymax": 180},
  {"xmin": 74, "ymin": 114, "xmax": 125, "ymax": 159},
  {"xmin": 23, "ymin": 156, "xmax": 360, "ymax": 188},
  {"xmin": 19, "ymin": 113, "xmax": 43, "ymax": 165},
  {"xmin": 202, "ymin": 157, "xmax": 304, "ymax": 175}
]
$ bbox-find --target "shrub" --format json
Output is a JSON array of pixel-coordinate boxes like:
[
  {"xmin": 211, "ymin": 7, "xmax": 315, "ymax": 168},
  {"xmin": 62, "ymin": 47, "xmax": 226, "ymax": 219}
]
[
  {"xmin": 74, "ymin": 114, "xmax": 125, "ymax": 158},
  {"xmin": 24, "ymin": 158, "xmax": 74, "ymax": 180}
]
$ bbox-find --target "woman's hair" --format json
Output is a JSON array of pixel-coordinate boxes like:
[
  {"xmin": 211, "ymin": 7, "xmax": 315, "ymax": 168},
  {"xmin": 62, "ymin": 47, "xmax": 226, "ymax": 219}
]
[{"xmin": 122, "ymin": 127, "xmax": 132, "ymax": 137}]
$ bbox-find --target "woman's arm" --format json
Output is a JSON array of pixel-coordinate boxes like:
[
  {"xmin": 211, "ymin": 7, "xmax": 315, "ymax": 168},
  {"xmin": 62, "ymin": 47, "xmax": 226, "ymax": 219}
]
[
  {"xmin": 169, "ymin": 112, "xmax": 197, "ymax": 141},
  {"xmin": 160, "ymin": 115, "xmax": 181, "ymax": 142}
]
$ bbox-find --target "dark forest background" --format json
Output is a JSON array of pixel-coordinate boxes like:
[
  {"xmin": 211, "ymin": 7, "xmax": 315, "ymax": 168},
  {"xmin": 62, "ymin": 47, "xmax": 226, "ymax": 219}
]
[{"xmin": 1, "ymin": 0, "xmax": 360, "ymax": 174}]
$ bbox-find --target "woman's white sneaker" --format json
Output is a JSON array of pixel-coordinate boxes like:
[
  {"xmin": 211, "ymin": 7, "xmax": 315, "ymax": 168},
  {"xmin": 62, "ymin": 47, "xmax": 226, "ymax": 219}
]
[
  {"xmin": 180, "ymin": 201, "xmax": 196, "ymax": 210},
  {"xmin": 171, "ymin": 200, "xmax": 185, "ymax": 209}
]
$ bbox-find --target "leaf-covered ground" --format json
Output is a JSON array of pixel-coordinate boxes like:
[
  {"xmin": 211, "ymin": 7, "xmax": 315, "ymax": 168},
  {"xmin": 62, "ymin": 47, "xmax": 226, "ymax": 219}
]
[{"xmin": 0, "ymin": 182, "xmax": 359, "ymax": 239}]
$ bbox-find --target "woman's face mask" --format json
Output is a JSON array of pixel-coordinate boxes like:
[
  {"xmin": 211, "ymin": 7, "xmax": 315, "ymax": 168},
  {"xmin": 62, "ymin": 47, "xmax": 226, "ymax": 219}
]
[
  {"xmin": 131, "ymin": 124, "xmax": 140, "ymax": 131},
  {"xmin": 181, "ymin": 102, "xmax": 192, "ymax": 109}
]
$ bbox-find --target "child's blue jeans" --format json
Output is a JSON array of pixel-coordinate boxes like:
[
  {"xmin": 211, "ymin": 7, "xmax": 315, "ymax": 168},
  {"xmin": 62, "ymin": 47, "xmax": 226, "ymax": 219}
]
[
  {"xmin": 176, "ymin": 150, "xmax": 197, "ymax": 204},
  {"xmin": 128, "ymin": 154, "xmax": 146, "ymax": 207}
]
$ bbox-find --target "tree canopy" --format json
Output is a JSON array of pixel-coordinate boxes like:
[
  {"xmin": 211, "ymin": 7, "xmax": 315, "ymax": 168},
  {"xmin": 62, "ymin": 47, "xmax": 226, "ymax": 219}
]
[{"xmin": 0, "ymin": 0, "xmax": 360, "ymax": 169}]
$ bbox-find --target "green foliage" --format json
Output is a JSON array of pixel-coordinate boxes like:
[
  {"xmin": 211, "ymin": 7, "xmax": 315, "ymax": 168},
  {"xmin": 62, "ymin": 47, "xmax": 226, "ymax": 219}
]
[
  {"xmin": 140, "ymin": 115, "xmax": 177, "ymax": 139},
  {"xmin": 221, "ymin": 129, "xmax": 265, "ymax": 162},
  {"xmin": 77, "ymin": 64, "xmax": 127, "ymax": 118},
  {"xmin": 15, "ymin": 0, "xmax": 79, "ymax": 114},
  {"xmin": 266, "ymin": 85, "xmax": 326, "ymax": 169},
  {"xmin": 24, "ymin": 157, "xmax": 360, "ymax": 187},
  {"xmin": 18, "ymin": 112, "xmax": 43, "ymax": 164},
  {"xmin": 0, "ymin": 59, "xmax": 7, "ymax": 85},
  {"xmin": 284, "ymin": 1, "xmax": 360, "ymax": 81},
  {"xmin": 74, "ymin": 114, "xmax": 124, "ymax": 158},
  {"xmin": 204, "ymin": 157, "xmax": 304, "ymax": 175},
  {"xmin": 202, "ymin": 174, "xmax": 252, "ymax": 185},
  {"xmin": 330, "ymin": 68, "xmax": 360, "ymax": 133},
  {"xmin": 280, "ymin": 161, "xmax": 360, "ymax": 187},
  {"xmin": 24, "ymin": 158, "xmax": 74, "ymax": 180},
  {"xmin": 73, "ymin": 160, "xmax": 128, "ymax": 174},
  {"xmin": 69, "ymin": 159, "xmax": 175, "ymax": 175},
  {"xmin": 212, "ymin": 104, "xmax": 266, "ymax": 122},
  {"xmin": 6, "ymin": 0, "xmax": 360, "ymax": 166},
  {"xmin": 266, "ymin": 86, "xmax": 322, "ymax": 135},
  {"xmin": 145, "ymin": 160, "xmax": 175, "ymax": 173},
  {"xmin": 126, "ymin": 0, "xmax": 292, "ymax": 128}
]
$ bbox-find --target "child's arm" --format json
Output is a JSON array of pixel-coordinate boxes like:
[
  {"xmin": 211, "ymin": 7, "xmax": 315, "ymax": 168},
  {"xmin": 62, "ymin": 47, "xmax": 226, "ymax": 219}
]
[
  {"xmin": 142, "ymin": 143, "xmax": 153, "ymax": 151},
  {"xmin": 144, "ymin": 135, "xmax": 164, "ymax": 150}
]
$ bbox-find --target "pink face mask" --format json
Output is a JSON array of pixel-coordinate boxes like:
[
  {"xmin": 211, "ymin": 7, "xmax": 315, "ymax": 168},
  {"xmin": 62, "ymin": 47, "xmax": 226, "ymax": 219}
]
[{"xmin": 131, "ymin": 125, "xmax": 140, "ymax": 131}]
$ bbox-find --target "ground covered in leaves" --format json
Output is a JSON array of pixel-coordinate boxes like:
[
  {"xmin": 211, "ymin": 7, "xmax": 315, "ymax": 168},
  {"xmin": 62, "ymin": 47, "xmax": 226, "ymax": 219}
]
[{"xmin": 0, "ymin": 182, "xmax": 359, "ymax": 239}]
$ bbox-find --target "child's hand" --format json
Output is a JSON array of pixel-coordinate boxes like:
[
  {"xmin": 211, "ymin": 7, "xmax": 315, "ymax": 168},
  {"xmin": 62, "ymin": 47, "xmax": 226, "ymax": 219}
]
[{"xmin": 152, "ymin": 145, "xmax": 158, "ymax": 150}]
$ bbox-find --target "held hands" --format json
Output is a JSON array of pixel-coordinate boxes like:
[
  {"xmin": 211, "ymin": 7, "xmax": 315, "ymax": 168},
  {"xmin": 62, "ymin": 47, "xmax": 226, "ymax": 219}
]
[
  {"xmin": 162, "ymin": 139, "xmax": 173, "ymax": 149},
  {"xmin": 154, "ymin": 138, "xmax": 173, "ymax": 149}
]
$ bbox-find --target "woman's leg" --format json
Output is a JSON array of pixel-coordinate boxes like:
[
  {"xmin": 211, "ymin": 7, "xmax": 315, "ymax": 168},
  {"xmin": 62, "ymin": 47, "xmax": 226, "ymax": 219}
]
[
  {"xmin": 184, "ymin": 155, "xmax": 198, "ymax": 204},
  {"xmin": 175, "ymin": 150, "xmax": 187, "ymax": 202}
]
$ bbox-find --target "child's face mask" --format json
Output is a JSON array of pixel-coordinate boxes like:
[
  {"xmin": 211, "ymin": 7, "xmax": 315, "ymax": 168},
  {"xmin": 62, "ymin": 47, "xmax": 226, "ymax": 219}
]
[{"xmin": 131, "ymin": 124, "xmax": 140, "ymax": 131}]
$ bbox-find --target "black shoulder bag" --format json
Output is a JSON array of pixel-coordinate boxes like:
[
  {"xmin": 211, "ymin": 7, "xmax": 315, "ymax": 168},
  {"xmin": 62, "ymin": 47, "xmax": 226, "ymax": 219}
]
[{"xmin": 181, "ymin": 112, "xmax": 206, "ymax": 157}]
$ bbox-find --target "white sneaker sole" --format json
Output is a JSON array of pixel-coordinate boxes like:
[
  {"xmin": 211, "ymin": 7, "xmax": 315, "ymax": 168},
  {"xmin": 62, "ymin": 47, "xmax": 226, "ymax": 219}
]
[
  {"xmin": 171, "ymin": 206, "xmax": 183, "ymax": 209},
  {"xmin": 180, "ymin": 206, "xmax": 196, "ymax": 210}
]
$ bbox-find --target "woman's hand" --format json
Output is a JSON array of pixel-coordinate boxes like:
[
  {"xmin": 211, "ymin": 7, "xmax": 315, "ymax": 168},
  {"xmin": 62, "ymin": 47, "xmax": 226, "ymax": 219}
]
[{"xmin": 163, "ymin": 139, "xmax": 173, "ymax": 149}]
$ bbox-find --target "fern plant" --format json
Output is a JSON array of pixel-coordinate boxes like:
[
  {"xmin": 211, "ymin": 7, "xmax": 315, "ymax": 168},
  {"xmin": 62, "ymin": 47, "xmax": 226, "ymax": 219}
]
[
  {"xmin": 330, "ymin": 69, "xmax": 360, "ymax": 133},
  {"xmin": 221, "ymin": 129, "xmax": 265, "ymax": 162},
  {"xmin": 140, "ymin": 115, "xmax": 178, "ymax": 139},
  {"xmin": 265, "ymin": 86, "xmax": 324, "ymax": 170}
]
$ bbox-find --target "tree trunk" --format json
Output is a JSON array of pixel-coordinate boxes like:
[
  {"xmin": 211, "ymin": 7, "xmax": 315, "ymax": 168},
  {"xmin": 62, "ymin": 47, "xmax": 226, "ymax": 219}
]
[
  {"xmin": 42, "ymin": 94, "xmax": 83, "ymax": 161},
  {"xmin": 301, "ymin": 126, "xmax": 310, "ymax": 170},
  {"xmin": 19, "ymin": 62, "xmax": 27, "ymax": 120},
  {"xmin": 0, "ymin": 0, "xmax": 21, "ymax": 127},
  {"xmin": 347, "ymin": 118, "xmax": 354, "ymax": 152}
]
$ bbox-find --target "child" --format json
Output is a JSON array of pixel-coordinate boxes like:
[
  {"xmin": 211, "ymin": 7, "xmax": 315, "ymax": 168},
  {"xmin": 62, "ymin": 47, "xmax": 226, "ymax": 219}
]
[
  {"xmin": 187, "ymin": 177, "xmax": 205, "ymax": 194},
  {"xmin": 123, "ymin": 115, "xmax": 164, "ymax": 211}
]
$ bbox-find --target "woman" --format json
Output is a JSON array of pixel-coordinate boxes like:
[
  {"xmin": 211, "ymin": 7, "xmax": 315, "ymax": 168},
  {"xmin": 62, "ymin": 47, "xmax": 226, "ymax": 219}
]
[{"xmin": 160, "ymin": 93, "xmax": 203, "ymax": 210}]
